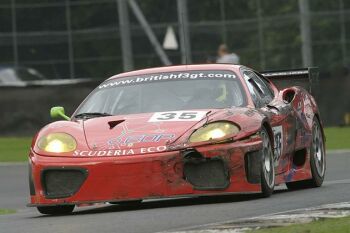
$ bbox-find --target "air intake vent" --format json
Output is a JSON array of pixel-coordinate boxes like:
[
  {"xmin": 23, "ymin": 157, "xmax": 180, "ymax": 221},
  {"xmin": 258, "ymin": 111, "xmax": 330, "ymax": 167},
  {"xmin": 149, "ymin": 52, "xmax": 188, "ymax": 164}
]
[
  {"xmin": 183, "ymin": 150, "xmax": 230, "ymax": 190},
  {"xmin": 42, "ymin": 168, "xmax": 88, "ymax": 199}
]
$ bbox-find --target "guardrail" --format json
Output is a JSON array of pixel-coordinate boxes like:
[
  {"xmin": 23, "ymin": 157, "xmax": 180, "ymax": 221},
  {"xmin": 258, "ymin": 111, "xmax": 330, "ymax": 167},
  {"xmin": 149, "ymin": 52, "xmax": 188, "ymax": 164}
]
[{"xmin": 0, "ymin": 79, "xmax": 101, "ymax": 136}]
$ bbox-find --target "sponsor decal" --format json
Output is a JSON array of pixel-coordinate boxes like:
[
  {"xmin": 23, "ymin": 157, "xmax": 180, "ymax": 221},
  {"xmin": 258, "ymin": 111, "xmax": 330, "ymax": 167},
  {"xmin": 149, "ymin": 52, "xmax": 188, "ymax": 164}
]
[
  {"xmin": 149, "ymin": 111, "xmax": 207, "ymax": 122},
  {"xmin": 107, "ymin": 133, "xmax": 175, "ymax": 148},
  {"xmin": 73, "ymin": 149, "xmax": 135, "ymax": 157},
  {"xmin": 73, "ymin": 145, "xmax": 167, "ymax": 157},
  {"xmin": 272, "ymin": 125, "xmax": 283, "ymax": 164},
  {"xmin": 98, "ymin": 71, "xmax": 236, "ymax": 89},
  {"xmin": 296, "ymin": 94, "xmax": 313, "ymax": 129},
  {"xmin": 140, "ymin": 146, "xmax": 167, "ymax": 153}
]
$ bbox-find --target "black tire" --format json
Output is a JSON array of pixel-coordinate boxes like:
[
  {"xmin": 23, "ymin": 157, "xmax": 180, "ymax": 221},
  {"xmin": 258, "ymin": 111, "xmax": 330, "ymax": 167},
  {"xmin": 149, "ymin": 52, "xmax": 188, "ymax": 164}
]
[
  {"xmin": 37, "ymin": 205, "xmax": 75, "ymax": 215},
  {"xmin": 260, "ymin": 127, "xmax": 275, "ymax": 197},
  {"xmin": 286, "ymin": 118, "xmax": 326, "ymax": 190}
]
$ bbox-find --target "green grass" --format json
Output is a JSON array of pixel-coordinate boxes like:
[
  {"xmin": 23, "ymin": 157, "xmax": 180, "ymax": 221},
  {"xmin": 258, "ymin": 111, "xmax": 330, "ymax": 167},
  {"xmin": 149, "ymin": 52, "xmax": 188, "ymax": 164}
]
[
  {"xmin": 0, "ymin": 127, "xmax": 349, "ymax": 162},
  {"xmin": 0, "ymin": 137, "xmax": 31, "ymax": 162},
  {"xmin": 0, "ymin": 209, "xmax": 16, "ymax": 215},
  {"xmin": 251, "ymin": 216, "xmax": 350, "ymax": 233},
  {"xmin": 324, "ymin": 127, "xmax": 350, "ymax": 150}
]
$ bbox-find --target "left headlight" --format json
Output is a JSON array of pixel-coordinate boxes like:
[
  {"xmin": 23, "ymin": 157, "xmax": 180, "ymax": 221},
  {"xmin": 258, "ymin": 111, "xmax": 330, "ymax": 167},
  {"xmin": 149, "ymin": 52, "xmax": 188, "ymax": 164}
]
[
  {"xmin": 189, "ymin": 122, "xmax": 240, "ymax": 143},
  {"xmin": 37, "ymin": 133, "xmax": 77, "ymax": 153}
]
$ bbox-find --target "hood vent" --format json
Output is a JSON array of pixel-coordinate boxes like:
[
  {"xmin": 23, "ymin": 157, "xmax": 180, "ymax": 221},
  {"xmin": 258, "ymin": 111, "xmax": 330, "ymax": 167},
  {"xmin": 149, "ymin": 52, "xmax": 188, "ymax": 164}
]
[{"xmin": 108, "ymin": 120, "xmax": 125, "ymax": 129}]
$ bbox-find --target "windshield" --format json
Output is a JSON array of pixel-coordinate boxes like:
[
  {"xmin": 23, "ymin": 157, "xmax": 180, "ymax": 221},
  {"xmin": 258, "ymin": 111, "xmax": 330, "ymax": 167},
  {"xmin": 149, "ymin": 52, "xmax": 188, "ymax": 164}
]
[{"xmin": 75, "ymin": 70, "xmax": 246, "ymax": 117}]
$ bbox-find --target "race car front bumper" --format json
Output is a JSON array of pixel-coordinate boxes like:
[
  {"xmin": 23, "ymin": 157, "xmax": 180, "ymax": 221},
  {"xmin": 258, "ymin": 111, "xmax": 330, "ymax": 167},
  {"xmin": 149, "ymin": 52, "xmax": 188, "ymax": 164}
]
[{"xmin": 28, "ymin": 138, "xmax": 263, "ymax": 206}]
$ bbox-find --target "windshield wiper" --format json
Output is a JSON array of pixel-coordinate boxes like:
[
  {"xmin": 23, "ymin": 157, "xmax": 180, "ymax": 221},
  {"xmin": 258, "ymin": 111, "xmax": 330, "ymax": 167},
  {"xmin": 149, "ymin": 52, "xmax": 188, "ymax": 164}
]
[{"xmin": 74, "ymin": 112, "xmax": 112, "ymax": 119}]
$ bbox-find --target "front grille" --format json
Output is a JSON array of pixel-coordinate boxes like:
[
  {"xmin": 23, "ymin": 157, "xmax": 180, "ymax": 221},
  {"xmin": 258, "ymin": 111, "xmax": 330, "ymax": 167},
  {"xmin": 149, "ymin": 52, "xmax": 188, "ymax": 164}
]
[{"xmin": 41, "ymin": 168, "xmax": 88, "ymax": 199}]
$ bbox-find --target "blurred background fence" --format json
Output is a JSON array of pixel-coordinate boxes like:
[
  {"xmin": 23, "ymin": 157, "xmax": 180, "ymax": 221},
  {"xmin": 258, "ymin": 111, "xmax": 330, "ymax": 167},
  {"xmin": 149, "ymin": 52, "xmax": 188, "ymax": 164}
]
[{"xmin": 1, "ymin": 0, "xmax": 350, "ymax": 135}]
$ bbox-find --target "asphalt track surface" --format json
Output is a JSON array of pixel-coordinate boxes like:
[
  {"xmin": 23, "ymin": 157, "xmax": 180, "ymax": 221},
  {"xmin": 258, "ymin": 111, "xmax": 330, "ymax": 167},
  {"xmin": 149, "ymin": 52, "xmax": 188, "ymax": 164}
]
[{"xmin": 0, "ymin": 151, "xmax": 349, "ymax": 233}]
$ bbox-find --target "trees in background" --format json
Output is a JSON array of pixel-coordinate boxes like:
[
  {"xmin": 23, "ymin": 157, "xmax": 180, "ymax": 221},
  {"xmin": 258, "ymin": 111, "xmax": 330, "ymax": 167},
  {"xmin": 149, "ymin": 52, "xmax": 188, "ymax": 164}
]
[{"xmin": 0, "ymin": 0, "xmax": 348, "ymax": 79}]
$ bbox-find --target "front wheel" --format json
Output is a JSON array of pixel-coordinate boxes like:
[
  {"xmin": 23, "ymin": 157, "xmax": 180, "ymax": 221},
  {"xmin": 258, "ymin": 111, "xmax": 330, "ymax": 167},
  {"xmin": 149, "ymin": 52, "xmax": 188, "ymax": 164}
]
[
  {"xmin": 260, "ymin": 127, "xmax": 275, "ymax": 197},
  {"xmin": 37, "ymin": 205, "xmax": 75, "ymax": 215},
  {"xmin": 286, "ymin": 117, "xmax": 326, "ymax": 190}
]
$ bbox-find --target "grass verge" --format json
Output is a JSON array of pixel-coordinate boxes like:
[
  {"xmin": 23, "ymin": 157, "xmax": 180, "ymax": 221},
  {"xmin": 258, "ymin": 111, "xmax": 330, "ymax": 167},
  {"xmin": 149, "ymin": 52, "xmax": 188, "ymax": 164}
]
[
  {"xmin": 0, "ymin": 209, "xmax": 16, "ymax": 215},
  {"xmin": 251, "ymin": 216, "xmax": 350, "ymax": 233},
  {"xmin": 0, "ymin": 137, "xmax": 31, "ymax": 162},
  {"xmin": 323, "ymin": 127, "xmax": 350, "ymax": 150},
  {"xmin": 0, "ymin": 127, "xmax": 349, "ymax": 162}
]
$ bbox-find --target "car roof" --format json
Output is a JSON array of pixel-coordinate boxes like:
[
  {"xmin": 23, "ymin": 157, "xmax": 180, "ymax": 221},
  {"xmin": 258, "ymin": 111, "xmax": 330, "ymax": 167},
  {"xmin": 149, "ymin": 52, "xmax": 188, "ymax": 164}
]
[{"xmin": 107, "ymin": 64, "xmax": 242, "ymax": 81}]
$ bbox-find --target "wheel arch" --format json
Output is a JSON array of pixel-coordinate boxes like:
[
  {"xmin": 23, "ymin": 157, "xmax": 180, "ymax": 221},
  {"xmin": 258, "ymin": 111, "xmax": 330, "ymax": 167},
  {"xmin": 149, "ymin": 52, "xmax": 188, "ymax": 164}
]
[
  {"xmin": 261, "ymin": 121, "xmax": 274, "ymax": 150},
  {"xmin": 314, "ymin": 113, "xmax": 326, "ymax": 145}
]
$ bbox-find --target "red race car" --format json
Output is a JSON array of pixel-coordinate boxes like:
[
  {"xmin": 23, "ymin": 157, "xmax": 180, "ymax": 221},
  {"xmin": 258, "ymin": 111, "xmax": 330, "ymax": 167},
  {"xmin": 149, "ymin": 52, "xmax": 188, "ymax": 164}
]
[{"xmin": 28, "ymin": 64, "xmax": 326, "ymax": 215}]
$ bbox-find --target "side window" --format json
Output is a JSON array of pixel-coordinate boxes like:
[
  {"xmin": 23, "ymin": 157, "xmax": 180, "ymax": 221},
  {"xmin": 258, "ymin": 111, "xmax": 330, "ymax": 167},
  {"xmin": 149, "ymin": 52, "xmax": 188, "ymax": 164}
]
[
  {"xmin": 243, "ymin": 72, "xmax": 264, "ymax": 108},
  {"xmin": 249, "ymin": 72, "xmax": 274, "ymax": 103},
  {"xmin": 258, "ymin": 75, "xmax": 274, "ymax": 98}
]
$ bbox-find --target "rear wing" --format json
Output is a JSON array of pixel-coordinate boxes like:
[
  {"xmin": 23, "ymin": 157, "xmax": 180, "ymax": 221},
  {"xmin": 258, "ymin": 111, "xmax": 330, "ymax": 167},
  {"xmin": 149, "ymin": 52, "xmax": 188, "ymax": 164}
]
[{"xmin": 260, "ymin": 67, "xmax": 319, "ymax": 94}]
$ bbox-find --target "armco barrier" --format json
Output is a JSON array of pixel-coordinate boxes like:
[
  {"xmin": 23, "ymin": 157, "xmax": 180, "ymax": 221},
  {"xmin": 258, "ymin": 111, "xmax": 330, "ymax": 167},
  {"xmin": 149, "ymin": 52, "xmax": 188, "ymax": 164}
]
[{"xmin": 0, "ymin": 79, "xmax": 100, "ymax": 136}]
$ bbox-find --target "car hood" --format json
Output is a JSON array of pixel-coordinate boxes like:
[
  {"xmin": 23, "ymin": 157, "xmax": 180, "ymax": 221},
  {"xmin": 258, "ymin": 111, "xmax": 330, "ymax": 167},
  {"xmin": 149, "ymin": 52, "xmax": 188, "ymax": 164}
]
[
  {"xmin": 81, "ymin": 107, "xmax": 265, "ymax": 154},
  {"xmin": 34, "ymin": 107, "xmax": 265, "ymax": 157},
  {"xmin": 82, "ymin": 110, "xmax": 212, "ymax": 152}
]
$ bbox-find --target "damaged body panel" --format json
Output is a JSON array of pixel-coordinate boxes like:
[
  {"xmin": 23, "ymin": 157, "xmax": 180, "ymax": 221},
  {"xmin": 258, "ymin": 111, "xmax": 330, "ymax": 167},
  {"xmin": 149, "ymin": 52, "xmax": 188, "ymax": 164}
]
[{"xmin": 28, "ymin": 64, "xmax": 325, "ymax": 214}]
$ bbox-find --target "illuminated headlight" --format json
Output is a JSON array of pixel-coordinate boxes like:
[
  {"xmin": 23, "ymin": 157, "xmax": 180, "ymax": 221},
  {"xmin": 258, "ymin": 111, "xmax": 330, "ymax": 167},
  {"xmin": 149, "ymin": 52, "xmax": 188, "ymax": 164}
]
[
  {"xmin": 37, "ymin": 133, "xmax": 77, "ymax": 153},
  {"xmin": 189, "ymin": 122, "xmax": 240, "ymax": 143}
]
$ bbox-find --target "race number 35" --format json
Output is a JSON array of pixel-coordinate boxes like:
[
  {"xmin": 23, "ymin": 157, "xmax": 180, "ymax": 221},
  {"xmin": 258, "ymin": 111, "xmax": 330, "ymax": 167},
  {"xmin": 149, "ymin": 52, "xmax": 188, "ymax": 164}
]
[{"xmin": 148, "ymin": 111, "xmax": 207, "ymax": 122}]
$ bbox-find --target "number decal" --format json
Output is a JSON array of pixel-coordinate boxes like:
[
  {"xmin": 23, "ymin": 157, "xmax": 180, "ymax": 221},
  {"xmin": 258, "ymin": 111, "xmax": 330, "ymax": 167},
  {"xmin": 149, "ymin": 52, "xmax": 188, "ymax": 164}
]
[
  {"xmin": 272, "ymin": 126, "xmax": 283, "ymax": 164},
  {"xmin": 149, "ymin": 111, "xmax": 207, "ymax": 122},
  {"xmin": 156, "ymin": 113, "xmax": 177, "ymax": 120},
  {"xmin": 178, "ymin": 112, "xmax": 197, "ymax": 120}
]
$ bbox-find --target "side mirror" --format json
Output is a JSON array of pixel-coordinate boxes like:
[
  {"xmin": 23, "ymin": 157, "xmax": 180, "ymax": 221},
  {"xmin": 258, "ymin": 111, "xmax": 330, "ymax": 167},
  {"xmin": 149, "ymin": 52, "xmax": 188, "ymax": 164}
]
[{"xmin": 50, "ymin": 106, "xmax": 70, "ymax": 120}]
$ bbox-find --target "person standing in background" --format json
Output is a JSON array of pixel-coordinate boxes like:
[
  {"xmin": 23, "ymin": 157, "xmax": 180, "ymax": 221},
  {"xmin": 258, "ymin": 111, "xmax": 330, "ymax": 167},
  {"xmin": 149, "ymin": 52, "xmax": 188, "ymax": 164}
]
[{"xmin": 216, "ymin": 44, "xmax": 240, "ymax": 64}]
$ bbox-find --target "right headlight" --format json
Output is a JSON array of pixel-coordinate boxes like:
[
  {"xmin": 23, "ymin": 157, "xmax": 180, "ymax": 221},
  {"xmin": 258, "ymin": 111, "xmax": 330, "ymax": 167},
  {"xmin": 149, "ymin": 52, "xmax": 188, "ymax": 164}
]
[
  {"xmin": 189, "ymin": 122, "xmax": 240, "ymax": 143},
  {"xmin": 37, "ymin": 133, "xmax": 77, "ymax": 153}
]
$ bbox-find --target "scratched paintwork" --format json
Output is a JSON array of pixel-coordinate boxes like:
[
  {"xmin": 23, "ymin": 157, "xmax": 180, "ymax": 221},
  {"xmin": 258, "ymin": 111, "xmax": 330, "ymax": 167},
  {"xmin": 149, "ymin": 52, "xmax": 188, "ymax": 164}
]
[{"xmin": 28, "ymin": 64, "xmax": 324, "ymax": 207}]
